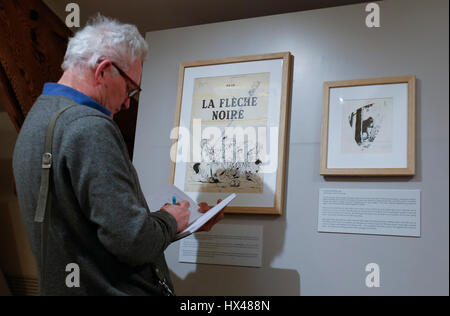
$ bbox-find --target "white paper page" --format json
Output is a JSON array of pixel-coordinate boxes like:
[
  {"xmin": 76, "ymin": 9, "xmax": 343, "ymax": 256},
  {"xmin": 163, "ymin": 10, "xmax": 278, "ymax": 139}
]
[
  {"xmin": 318, "ymin": 189, "xmax": 421, "ymax": 237},
  {"xmin": 147, "ymin": 184, "xmax": 201, "ymax": 225},
  {"xmin": 177, "ymin": 193, "xmax": 236, "ymax": 237},
  {"xmin": 179, "ymin": 224, "xmax": 263, "ymax": 267}
]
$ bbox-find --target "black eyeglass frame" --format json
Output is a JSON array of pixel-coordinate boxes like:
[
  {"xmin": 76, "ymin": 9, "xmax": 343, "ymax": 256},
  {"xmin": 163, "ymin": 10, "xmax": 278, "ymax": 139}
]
[{"xmin": 110, "ymin": 61, "xmax": 142, "ymax": 100}]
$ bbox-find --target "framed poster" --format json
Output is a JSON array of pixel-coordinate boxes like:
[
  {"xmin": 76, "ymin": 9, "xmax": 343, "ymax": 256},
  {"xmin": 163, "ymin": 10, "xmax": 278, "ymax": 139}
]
[
  {"xmin": 320, "ymin": 76, "xmax": 416, "ymax": 176},
  {"xmin": 169, "ymin": 52, "xmax": 292, "ymax": 214}
]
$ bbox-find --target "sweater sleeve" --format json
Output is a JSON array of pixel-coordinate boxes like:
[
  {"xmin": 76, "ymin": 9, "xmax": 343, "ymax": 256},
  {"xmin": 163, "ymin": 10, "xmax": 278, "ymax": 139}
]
[{"xmin": 60, "ymin": 115, "xmax": 177, "ymax": 266}]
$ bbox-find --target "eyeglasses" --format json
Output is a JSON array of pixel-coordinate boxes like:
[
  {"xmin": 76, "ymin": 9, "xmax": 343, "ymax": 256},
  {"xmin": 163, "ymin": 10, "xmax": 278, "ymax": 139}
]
[{"xmin": 110, "ymin": 61, "xmax": 142, "ymax": 100}]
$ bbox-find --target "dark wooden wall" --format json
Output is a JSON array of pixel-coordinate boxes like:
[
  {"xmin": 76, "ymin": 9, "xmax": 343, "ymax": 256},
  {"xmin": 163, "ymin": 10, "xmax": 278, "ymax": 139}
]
[
  {"xmin": 0, "ymin": 0, "xmax": 138, "ymax": 159},
  {"xmin": 0, "ymin": 0, "xmax": 71, "ymax": 129}
]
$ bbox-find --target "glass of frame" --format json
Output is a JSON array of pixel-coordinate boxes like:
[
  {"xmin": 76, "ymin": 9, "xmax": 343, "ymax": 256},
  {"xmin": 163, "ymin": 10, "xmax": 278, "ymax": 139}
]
[
  {"xmin": 320, "ymin": 76, "xmax": 416, "ymax": 176},
  {"xmin": 169, "ymin": 52, "xmax": 292, "ymax": 214}
]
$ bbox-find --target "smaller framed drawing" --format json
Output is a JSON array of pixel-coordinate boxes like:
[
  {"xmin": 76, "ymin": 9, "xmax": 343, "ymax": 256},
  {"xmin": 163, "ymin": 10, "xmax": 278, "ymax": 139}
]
[
  {"xmin": 320, "ymin": 76, "xmax": 416, "ymax": 176},
  {"xmin": 169, "ymin": 52, "xmax": 292, "ymax": 214}
]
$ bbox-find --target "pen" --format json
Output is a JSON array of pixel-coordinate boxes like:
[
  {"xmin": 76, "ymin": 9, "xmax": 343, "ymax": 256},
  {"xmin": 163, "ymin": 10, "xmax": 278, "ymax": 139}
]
[{"xmin": 172, "ymin": 196, "xmax": 177, "ymax": 205}]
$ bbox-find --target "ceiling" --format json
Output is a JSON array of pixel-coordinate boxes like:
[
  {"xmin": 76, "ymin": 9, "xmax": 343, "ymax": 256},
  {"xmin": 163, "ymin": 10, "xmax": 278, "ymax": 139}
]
[{"xmin": 44, "ymin": 0, "xmax": 370, "ymax": 34}]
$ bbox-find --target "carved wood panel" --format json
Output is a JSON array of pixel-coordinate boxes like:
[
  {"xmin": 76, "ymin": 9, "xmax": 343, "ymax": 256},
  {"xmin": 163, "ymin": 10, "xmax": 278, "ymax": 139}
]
[{"xmin": 0, "ymin": 0, "xmax": 72, "ymax": 128}]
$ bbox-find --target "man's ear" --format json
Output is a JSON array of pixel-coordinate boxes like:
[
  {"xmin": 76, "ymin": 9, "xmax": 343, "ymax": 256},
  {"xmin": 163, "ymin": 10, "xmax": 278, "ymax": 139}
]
[{"xmin": 94, "ymin": 59, "xmax": 112, "ymax": 84}]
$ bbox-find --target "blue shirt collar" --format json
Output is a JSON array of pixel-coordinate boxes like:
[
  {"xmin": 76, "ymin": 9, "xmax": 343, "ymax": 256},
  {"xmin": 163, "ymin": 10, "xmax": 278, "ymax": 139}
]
[{"xmin": 42, "ymin": 83, "xmax": 111, "ymax": 116}]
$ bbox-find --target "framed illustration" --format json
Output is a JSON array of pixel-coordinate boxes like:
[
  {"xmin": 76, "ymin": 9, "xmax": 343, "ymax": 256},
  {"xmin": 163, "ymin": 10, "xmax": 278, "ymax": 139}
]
[
  {"xmin": 169, "ymin": 52, "xmax": 292, "ymax": 214},
  {"xmin": 320, "ymin": 75, "xmax": 416, "ymax": 176}
]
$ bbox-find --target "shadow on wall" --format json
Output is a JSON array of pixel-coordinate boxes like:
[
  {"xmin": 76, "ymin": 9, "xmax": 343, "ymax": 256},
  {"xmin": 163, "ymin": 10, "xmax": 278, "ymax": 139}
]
[
  {"xmin": 170, "ymin": 217, "xmax": 300, "ymax": 295},
  {"xmin": 169, "ymin": 56, "xmax": 297, "ymax": 295},
  {"xmin": 170, "ymin": 159, "xmax": 300, "ymax": 295}
]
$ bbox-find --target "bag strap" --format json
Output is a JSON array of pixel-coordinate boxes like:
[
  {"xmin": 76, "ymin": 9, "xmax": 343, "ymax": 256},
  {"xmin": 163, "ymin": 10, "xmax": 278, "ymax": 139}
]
[{"xmin": 34, "ymin": 105, "xmax": 74, "ymax": 294}]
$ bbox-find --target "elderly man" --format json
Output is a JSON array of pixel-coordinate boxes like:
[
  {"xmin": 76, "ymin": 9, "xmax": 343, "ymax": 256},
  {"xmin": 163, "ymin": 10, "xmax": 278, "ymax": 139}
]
[{"xmin": 13, "ymin": 15, "xmax": 223, "ymax": 296}]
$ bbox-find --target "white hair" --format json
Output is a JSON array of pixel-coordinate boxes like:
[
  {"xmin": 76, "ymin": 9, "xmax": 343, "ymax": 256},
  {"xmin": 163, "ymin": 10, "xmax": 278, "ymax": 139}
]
[{"xmin": 62, "ymin": 14, "xmax": 148, "ymax": 72}]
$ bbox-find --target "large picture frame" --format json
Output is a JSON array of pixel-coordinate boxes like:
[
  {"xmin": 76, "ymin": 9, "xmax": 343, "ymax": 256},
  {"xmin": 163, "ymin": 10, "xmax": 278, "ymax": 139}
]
[
  {"xmin": 320, "ymin": 76, "xmax": 416, "ymax": 176},
  {"xmin": 169, "ymin": 52, "xmax": 292, "ymax": 214}
]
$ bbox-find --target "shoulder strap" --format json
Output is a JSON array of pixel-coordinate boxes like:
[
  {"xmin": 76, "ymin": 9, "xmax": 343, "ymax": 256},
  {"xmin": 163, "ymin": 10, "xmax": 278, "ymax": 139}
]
[
  {"xmin": 34, "ymin": 104, "xmax": 74, "ymax": 295},
  {"xmin": 35, "ymin": 105, "xmax": 74, "ymax": 223}
]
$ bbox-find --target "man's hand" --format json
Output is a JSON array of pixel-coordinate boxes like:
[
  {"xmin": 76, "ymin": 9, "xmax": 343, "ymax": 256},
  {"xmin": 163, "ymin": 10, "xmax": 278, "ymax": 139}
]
[
  {"xmin": 197, "ymin": 199, "xmax": 226, "ymax": 232},
  {"xmin": 161, "ymin": 201, "xmax": 191, "ymax": 233}
]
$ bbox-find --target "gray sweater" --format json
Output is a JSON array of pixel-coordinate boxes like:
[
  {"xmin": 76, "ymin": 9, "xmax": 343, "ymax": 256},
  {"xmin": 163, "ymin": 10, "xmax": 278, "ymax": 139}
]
[{"xmin": 13, "ymin": 94, "xmax": 178, "ymax": 295}]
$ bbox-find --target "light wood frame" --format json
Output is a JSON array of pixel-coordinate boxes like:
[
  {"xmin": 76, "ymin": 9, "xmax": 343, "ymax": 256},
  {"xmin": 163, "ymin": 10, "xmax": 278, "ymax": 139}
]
[
  {"xmin": 169, "ymin": 52, "xmax": 292, "ymax": 214},
  {"xmin": 320, "ymin": 75, "xmax": 416, "ymax": 176}
]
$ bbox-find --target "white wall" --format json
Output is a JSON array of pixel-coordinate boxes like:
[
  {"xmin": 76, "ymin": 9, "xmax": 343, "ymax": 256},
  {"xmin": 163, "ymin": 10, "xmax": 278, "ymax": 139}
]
[{"xmin": 133, "ymin": 0, "xmax": 449, "ymax": 295}]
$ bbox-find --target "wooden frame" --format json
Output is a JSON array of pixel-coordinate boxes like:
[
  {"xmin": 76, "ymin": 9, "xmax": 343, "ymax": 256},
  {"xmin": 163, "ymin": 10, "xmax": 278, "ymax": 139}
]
[
  {"xmin": 169, "ymin": 52, "xmax": 292, "ymax": 214},
  {"xmin": 320, "ymin": 76, "xmax": 416, "ymax": 176}
]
